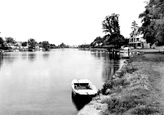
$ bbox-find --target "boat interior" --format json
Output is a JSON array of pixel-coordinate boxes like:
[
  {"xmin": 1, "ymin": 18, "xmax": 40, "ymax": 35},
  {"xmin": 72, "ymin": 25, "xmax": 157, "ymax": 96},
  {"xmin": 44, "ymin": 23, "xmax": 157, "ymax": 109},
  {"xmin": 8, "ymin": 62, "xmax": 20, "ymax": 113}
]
[{"xmin": 74, "ymin": 83, "xmax": 91, "ymax": 90}]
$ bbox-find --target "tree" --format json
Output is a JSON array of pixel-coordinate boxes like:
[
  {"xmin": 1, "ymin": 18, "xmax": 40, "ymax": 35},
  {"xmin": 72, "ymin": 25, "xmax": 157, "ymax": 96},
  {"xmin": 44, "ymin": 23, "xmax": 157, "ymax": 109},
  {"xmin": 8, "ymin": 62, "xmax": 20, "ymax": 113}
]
[
  {"xmin": 102, "ymin": 34, "xmax": 110, "ymax": 45},
  {"xmin": 50, "ymin": 44, "xmax": 57, "ymax": 49},
  {"xmin": 139, "ymin": 0, "xmax": 164, "ymax": 45},
  {"xmin": 59, "ymin": 43, "xmax": 68, "ymax": 48},
  {"xmin": 109, "ymin": 34, "xmax": 125, "ymax": 48},
  {"xmin": 139, "ymin": 6, "xmax": 156, "ymax": 45},
  {"xmin": 102, "ymin": 13, "xmax": 120, "ymax": 35},
  {"xmin": 5, "ymin": 37, "xmax": 16, "ymax": 44},
  {"xmin": 22, "ymin": 42, "xmax": 27, "ymax": 47},
  {"xmin": 0, "ymin": 37, "xmax": 4, "ymax": 49},
  {"xmin": 102, "ymin": 13, "xmax": 125, "ymax": 48},
  {"xmin": 28, "ymin": 38, "xmax": 37, "ymax": 49},
  {"xmin": 42, "ymin": 41, "xmax": 50, "ymax": 50},
  {"xmin": 130, "ymin": 21, "xmax": 139, "ymax": 38},
  {"xmin": 90, "ymin": 36, "xmax": 103, "ymax": 47}
]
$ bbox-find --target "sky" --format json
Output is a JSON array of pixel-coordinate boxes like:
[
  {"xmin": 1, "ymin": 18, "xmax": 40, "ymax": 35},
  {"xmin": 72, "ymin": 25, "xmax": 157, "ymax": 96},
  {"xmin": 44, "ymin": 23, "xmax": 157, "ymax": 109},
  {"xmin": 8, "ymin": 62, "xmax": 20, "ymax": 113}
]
[{"xmin": 0, "ymin": 0, "xmax": 146, "ymax": 45}]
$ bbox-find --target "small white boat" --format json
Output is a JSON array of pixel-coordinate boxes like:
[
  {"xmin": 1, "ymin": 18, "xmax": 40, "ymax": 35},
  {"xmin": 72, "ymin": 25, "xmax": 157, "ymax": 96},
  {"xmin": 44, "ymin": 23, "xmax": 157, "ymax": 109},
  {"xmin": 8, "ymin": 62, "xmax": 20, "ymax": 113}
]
[
  {"xmin": 120, "ymin": 47, "xmax": 131, "ymax": 58},
  {"xmin": 71, "ymin": 79, "xmax": 98, "ymax": 97}
]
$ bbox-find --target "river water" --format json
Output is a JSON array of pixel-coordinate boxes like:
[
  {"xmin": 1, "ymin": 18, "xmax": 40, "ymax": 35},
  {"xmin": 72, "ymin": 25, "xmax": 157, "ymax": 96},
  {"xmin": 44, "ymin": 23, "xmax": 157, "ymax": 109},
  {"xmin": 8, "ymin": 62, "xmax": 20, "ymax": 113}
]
[{"xmin": 0, "ymin": 49, "xmax": 124, "ymax": 115}]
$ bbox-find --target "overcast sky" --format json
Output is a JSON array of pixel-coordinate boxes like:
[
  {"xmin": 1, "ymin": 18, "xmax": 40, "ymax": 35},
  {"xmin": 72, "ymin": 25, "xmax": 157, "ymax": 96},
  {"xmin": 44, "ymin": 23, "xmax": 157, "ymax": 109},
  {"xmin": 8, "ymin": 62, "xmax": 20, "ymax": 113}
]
[{"xmin": 0, "ymin": 0, "xmax": 146, "ymax": 45}]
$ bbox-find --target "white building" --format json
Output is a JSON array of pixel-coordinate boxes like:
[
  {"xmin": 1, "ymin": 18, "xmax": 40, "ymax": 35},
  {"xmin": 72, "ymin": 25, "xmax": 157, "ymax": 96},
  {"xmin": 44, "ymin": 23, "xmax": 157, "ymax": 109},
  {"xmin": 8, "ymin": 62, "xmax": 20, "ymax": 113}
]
[{"xmin": 129, "ymin": 35, "xmax": 150, "ymax": 48}]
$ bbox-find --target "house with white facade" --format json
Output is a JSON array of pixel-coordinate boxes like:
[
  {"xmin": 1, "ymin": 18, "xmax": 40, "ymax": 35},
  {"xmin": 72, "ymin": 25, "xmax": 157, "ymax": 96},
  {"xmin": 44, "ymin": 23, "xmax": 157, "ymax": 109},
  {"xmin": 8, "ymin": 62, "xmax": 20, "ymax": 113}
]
[{"xmin": 129, "ymin": 35, "xmax": 150, "ymax": 49}]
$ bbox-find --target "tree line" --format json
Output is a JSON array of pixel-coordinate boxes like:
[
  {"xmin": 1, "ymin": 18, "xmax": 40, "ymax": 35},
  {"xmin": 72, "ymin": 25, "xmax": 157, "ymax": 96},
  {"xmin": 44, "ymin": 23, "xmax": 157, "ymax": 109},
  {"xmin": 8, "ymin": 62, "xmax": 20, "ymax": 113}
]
[{"xmin": 0, "ymin": 37, "xmax": 69, "ymax": 51}]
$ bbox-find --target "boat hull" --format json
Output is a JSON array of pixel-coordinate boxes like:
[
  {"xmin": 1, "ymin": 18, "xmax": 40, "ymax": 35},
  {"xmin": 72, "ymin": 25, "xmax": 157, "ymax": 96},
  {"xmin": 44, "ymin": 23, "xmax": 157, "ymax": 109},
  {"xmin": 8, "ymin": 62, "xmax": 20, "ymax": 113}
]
[
  {"xmin": 72, "ymin": 89, "xmax": 97, "ymax": 98},
  {"xmin": 71, "ymin": 91, "xmax": 93, "ymax": 110},
  {"xmin": 71, "ymin": 79, "xmax": 98, "ymax": 110}
]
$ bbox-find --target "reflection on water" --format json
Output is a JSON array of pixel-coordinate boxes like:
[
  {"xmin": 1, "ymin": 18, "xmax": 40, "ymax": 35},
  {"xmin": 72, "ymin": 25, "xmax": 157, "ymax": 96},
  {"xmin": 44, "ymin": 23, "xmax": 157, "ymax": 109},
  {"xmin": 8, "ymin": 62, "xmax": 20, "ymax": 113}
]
[
  {"xmin": 21, "ymin": 53, "xmax": 28, "ymax": 60},
  {"xmin": 91, "ymin": 51, "xmax": 108, "ymax": 59},
  {"xmin": 0, "ymin": 56, "xmax": 3, "ymax": 69},
  {"xmin": 42, "ymin": 53, "xmax": 50, "ymax": 59},
  {"xmin": 91, "ymin": 51, "xmax": 124, "ymax": 82},
  {"xmin": 28, "ymin": 53, "xmax": 36, "ymax": 61},
  {"xmin": 2, "ymin": 53, "xmax": 18, "ymax": 64},
  {"xmin": 102, "ymin": 60, "xmax": 120, "ymax": 81},
  {"xmin": 2, "ymin": 52, "xmax": 50, "ymax": 63}
]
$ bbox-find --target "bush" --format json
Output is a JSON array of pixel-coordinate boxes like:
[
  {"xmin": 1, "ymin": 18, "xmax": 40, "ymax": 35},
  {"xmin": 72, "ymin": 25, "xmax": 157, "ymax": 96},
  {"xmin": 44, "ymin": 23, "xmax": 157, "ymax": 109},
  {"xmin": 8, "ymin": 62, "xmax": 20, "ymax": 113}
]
[
  {"xmin": 131, "ymin": 106, "xmax": 160, "ymax": 115},
  {"xmin": 106, "ymin": 93, "xmax": 147, "ymax": 114},
  {"xmin": 101, "ymin": 78, "xmax": 130, "ymax": 95}
]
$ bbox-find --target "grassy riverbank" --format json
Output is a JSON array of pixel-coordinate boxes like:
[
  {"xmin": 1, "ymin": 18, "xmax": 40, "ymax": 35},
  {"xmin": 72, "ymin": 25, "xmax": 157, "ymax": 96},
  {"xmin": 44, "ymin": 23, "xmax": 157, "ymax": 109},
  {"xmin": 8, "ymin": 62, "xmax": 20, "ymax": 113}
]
[{"xmin": 78, "ymin": 52, "xmax": 164, "ymax": 115}]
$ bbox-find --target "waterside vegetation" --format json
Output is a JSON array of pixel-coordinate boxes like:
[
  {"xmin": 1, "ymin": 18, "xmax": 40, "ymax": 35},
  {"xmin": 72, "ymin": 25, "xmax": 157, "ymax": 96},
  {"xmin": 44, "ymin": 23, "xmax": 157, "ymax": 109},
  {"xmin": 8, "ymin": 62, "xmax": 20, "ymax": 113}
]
[{"xmin": 101, "ymin": 53, "xmax": 164, "ymax": 114}]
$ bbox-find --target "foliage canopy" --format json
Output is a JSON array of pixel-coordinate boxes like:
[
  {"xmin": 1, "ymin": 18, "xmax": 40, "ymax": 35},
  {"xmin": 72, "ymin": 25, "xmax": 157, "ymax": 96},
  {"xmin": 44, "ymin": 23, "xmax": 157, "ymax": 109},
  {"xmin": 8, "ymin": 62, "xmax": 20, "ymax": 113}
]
[
  {"xmin": 102, "ymin": 13, "xmax": 125, "ymax": 48},
  {"xmin": 28, "ymin": 38, "xmax": 37, "ymax": 49},
  {"xmin": 5, "ymin": 37, "xmax": 16, "ymax": 44},
  {"xmin": 139, "ymin": 0, "xmax": 164, "ymax": 45}
]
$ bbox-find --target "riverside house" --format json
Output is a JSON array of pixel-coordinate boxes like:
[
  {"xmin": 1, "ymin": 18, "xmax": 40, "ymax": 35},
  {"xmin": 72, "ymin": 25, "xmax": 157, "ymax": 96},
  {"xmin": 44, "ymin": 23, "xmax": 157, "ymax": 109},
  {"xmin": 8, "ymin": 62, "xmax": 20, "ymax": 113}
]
[{"xmin": 129, "ymin": 35, "xmax": 150, "ymax": 49}]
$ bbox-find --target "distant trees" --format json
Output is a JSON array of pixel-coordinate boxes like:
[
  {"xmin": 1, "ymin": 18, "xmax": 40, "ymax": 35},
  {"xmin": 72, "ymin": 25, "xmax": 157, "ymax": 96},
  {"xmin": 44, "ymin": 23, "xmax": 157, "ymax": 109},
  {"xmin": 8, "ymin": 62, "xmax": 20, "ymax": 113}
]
[
  {"xmin": 59, "ymin": 42, "xmax": 69, "ymax": 48},
  {"xmin": 78, "ymin": 44, "xmax": 90, "ymax": 48},
  {"xmin": 139, "ymin": 0, "xmax": 164, "ymax": 46},
  {"xmin": 0, "ymin": 37, "xmax": 4, "ymax": 49},
  {"xmin": 0, "ymin": 36, "xmax": 62, "ymax": 50},
  {"xmin": 0, "ymin": 37, "xmax": 16, "ymax": 50},
  {"xmin": 42, "ymin": 41, "xmax": 50, "ymax": 50},
  {"xmin": 22, "ymin": 42, "xmax": 28, "ymax": 47},
  {"xmin": 5, "ymin": 37, "xmax": 16, "ymax": 44},
  {"xmin": 50, "ymin": 44, "xmax": 57, "ymax": 49},
  {"xmin": 90, "ymin": 36, "xmax": 103, "ymax": 47},
  {"xmin": 28, "ymin": 38, "xmax": 37, "ymax": 49}
]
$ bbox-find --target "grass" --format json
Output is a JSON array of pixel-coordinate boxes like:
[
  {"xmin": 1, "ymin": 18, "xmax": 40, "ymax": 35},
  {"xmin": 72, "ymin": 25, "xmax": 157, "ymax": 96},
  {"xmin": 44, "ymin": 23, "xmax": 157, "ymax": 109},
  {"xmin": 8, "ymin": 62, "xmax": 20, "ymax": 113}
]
[{"xmin": 100, "ymin": 53, "xmax": 164, "ymax": 115}]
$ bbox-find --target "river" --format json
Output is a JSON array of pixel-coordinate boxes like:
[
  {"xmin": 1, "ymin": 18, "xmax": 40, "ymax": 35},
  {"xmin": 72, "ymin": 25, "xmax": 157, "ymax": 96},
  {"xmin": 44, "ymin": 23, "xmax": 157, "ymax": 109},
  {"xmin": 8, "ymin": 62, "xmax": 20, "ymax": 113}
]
[{"xmin": 0, "ymin": 49, "xmax": 124, "ymax": 115}]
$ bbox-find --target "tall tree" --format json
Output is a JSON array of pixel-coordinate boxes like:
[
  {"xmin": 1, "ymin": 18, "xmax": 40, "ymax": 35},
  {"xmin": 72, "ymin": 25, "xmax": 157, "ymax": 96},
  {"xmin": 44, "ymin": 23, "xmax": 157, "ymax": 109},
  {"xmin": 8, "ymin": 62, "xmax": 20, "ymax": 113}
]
[
  {"xmin": 102, "ymin": 13, "xmax": 120, "ymax": 35},
  {"xmin": 102, "ymin": 13, "xmax": 125, "ymax": 48},
  {"xmin": 130, "ymin": 20, "xmax": 139, "ymax": 38}
]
